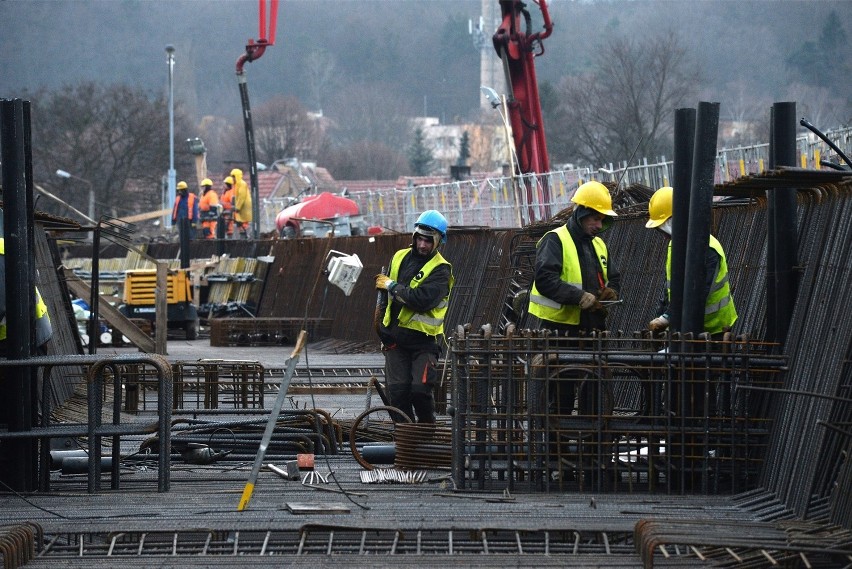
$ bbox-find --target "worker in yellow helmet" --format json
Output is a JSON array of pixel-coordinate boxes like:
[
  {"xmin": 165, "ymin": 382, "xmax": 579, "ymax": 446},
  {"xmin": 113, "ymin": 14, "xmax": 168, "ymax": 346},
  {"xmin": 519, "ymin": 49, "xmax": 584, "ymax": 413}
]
[
  {"xmin": 198, "ymin": 178, "xmax": 220, "ymax": 239},
  {"xmin": 220, "ymin": 176, "xmax": 235, "ymax": 238},
  {"xmin": 230, "ymin": 168, "xmax": 252, "ymax": 239},
  {"xmin": 528, "ymin": 180, "xmax": 621, "ymax": 334},
  {"xmin": 171, "ymin": 180, "xmax": 199, "ymax": 231},
  {"xmin": 645, "ymin": 186, "xmax": 737, "ymax": 336},
  {"xmin": 526, "ymin": 181, "xmax": 621, "ymax": 466}
]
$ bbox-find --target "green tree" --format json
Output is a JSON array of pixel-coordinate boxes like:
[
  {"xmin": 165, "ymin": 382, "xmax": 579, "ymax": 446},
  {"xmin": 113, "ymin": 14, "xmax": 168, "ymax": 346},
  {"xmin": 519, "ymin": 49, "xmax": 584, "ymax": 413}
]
[
  {"xmin": 785, "ymin": 11, "xmax": 850, "ymax": 95},
  {"xmin": 408, "ymin": 127, "xmax": 434, "ymax": 176},
  {"xmin": 457, "ymin": 131, "xmax": 471, "ymax": 166}
]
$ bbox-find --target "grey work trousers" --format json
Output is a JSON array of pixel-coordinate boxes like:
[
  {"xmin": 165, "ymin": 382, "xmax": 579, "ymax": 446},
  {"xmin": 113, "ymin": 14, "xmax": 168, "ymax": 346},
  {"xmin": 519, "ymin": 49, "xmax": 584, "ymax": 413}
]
[{"xmin": 383, "ymin": 346, "xmax": 438, "ymax": 423}]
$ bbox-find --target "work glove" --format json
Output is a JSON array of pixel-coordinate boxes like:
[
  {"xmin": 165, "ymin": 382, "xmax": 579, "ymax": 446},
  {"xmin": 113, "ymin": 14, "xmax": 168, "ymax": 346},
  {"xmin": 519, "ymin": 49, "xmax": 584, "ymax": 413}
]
[
  {"xmin": 648, "ymin": 315, "xmax": 670, "ymax": 332},
  {"xmin": 598, "ymin": 287, "xmax": 618, "ymax": 302},
  {"xmin": 375, "ymin": 274, "xmax": 397, "ymax": 291},
  {"xmin": 579, "ymin": 291, "xmax": 597, "ymax": 310}
]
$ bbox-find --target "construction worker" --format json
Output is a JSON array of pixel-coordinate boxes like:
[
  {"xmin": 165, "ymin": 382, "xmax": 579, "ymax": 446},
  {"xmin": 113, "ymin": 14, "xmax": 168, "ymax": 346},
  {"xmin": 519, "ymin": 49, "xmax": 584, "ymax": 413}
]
[
  {"xmin": 645, "ymin": 186, "xmax": 737, "ymax": 337},
  {"xmin": 231, "ymin": 168, "xmax": 252, "ymax": 239},
  {"xmin": 527, "ymin": 181, "xmax": 621, "ymax": 471},
  {"xmin": 220, "ymin": 176, "xmax": 235, "ymax": 238},
  {"xmin": 198, "ymin": 178, "xmax": 220, "ymax": 239},
  {"xmin": 646, "ymin": 186, "xmax": 738, "ymax": 480},
  {"xmin": 528, "ymin": 180, "xmax": 621, "ymax": 336},
  {"xmin": 0, "ymin": 209, "xmax": 53, "ymax": 357},
  {"xmin": 171, "ymin": 180, "xmax": 199, "ymax": 231},
  {"xmin": 375, "ymin": 210, "xmax": 454, "ymax": 424}
]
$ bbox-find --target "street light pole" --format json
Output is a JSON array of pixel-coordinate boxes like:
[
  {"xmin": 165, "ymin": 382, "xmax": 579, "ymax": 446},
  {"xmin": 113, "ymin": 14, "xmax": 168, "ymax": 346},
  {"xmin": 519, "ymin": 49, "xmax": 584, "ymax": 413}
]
[
  {"xmin": 166, "ymin": 44, "xmax": 176, "ymax": 228},
  {"xmin": 55, "ymin": 169, "xmax": 95, "ymax": 222}
]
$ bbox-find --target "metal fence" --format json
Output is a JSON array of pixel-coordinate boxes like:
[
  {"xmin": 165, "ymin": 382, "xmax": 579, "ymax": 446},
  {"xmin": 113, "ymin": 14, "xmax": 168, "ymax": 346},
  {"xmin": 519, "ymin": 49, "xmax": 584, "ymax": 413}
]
[{"xmin": 343, "ymin": 126, "xmax": 852, "ymax": 230}]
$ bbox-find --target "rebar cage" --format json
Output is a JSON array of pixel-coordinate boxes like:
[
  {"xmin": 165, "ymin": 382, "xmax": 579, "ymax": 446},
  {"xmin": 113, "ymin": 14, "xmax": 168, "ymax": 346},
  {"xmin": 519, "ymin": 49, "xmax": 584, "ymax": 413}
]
[{"xmin": 451, "ymin": 331, "xmax": 785, "ymax": 494}]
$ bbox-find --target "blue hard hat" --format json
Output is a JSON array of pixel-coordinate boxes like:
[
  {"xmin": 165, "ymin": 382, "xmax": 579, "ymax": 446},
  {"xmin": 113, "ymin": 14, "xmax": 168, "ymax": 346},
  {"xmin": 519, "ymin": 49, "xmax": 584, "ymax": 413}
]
[{"xmin": 414, "ymin": 210, "xmax": 448, "ymax": 243}]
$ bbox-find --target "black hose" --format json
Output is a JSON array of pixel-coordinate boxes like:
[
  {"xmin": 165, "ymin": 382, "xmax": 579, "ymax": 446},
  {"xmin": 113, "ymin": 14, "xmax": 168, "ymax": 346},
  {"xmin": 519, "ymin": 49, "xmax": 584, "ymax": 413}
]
[{"xmin": 799, "ymin": 117, "xmax": 852, "ymax": 169}]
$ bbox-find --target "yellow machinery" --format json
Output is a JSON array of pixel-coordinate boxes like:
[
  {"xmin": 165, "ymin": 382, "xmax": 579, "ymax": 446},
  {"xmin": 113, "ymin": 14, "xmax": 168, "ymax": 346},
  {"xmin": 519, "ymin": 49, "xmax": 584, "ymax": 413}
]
[{"xmin": 119, "ymin": 269, "xmax": 198, "ymax": 340}]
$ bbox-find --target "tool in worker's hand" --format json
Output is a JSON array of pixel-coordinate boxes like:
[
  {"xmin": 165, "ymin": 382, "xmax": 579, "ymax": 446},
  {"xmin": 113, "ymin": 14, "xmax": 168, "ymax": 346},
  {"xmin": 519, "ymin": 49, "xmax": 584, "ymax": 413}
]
[
  {"xmin": 598, "ymin": 299, "xmax": 624, "ymax": 306},
  {"xmin": 237, "ymin": 330, "xmax": 307, "ymax": 511},
  {"xmin": 373, "ymin": 265, "xmax": 387, "ymax": 335}
]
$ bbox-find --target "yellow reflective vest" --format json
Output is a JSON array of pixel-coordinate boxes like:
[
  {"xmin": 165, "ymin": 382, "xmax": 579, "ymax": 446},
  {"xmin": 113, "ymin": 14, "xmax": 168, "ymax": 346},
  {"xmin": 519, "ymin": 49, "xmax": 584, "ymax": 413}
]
[
  {"xmin": 383, "ymin": 248, "xmax": 453, "ymax": 337},
  {"xmin": 666, "ymin": 235, "xmax": 737, "ymax": 334},
  {"xmin": 0, "ymin": 238, "xmax": 52, "ymax": 345},
  {"xmin": 528, "ymin": 225, "xmax": 609, "ymax": 325}
]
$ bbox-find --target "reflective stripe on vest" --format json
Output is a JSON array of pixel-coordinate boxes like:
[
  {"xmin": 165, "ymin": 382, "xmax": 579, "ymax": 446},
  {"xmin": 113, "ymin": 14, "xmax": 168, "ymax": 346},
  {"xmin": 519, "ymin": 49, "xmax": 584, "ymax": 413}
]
[
  {"xmin": 383, "ymin": 248, "xmax": 454, "ymax": 336},
  {"xmin": 528, "ymin": 225, "xmax": 609, "ymax": 325},
  {"xmin": 665, "ymin": 236, "xmax": 737, "ymax": 334}
]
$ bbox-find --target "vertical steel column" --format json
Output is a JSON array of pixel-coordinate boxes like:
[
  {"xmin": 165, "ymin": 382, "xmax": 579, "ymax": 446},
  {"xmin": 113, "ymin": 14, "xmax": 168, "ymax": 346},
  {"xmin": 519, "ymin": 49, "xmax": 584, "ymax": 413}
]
[
  {"xmin": 670, "ymin": 108, "xmax": 696, "ymax": 332},
  {"xmin": 682, "ymin": 102, "xmax": 720, "ymax": 335},
  {"xmin": 770, "ymin": 102, "xmax": 798, "ymax": 347},
  {"xmin": 0, "ymin": 98, "xmax": 37, "ymax": 491},
  {"xmin": 765, "ymin": 107, "xmax": 777, "ymax": 343},
  {"xmin": 178, "ymin": 217, "xmax": 190, "ymax": 268}
]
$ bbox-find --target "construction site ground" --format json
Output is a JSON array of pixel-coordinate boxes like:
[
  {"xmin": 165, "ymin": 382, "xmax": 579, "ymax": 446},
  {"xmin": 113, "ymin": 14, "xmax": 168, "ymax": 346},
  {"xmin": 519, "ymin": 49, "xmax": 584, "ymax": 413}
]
[{"xmin": 0, "ymin": 337, "xmax": 809, "ymax": 568}]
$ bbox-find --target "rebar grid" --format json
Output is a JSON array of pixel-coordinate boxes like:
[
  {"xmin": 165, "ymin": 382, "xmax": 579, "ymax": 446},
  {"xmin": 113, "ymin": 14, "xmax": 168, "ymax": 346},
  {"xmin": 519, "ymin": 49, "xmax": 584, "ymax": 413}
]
[
  {"xmin": 452, "ymin": 332, "xmax": 785, "ymax": 494},
  {"xmin": 36, "ymin": 527, "xmax": 637, "ymax": 558}
]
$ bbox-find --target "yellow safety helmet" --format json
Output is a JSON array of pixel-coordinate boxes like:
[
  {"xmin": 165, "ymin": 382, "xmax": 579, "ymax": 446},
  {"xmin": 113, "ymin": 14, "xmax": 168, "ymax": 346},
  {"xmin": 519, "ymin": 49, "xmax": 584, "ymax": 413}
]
[
  {"xmin": 176, "ymin": 181, "xmax": 188, "ymax": 190},
  {"xmin": 571, "ymin": 181, "xmax": 617, "ymax": 217},
  {"xmin": 201, "ymin": 178, "xmax": 213, "ymax": 187},
  {"xmin": 646, "ymin": 186, "xmax": 673, "ymax": 228},
  {"xmin": 224, "ymin": 176, "xmax": 234, "ymax": 185},
  {"xmin": 230, "ymin": 168, "xmax": 242, "ymax": 178}
]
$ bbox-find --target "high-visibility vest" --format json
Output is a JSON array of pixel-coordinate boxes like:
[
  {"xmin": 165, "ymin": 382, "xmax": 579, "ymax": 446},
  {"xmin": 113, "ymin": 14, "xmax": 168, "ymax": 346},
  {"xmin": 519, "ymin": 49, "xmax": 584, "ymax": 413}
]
[
  {"xmin": 172, "ymin": 192, "xmax": 198, "ymax": 222},
  {"xmin": 383, "ymin": 248, "xmax": 454, "ymax": 337},
  {"xmin": 199, "ymin": 189, "xmax": 220, "ymax": 220},
  {"xmin": 0, "ymin": 238, "xmax": 52, "ymax": 345},
  {"xmin": 666, "ymin": 235, "xmax": 737, "ymax": 334},
  {"xmin": 528, "ymin": 225, "xmax": 609, "ymax": 325}
]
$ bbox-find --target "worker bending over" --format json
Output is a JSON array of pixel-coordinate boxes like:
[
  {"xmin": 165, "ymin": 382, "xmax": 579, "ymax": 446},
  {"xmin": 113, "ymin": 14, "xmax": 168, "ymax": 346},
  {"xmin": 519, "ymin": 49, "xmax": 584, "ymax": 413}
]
[{"xmin": 645, "ymin": 186, "xmax": 737, "ymax": 337}]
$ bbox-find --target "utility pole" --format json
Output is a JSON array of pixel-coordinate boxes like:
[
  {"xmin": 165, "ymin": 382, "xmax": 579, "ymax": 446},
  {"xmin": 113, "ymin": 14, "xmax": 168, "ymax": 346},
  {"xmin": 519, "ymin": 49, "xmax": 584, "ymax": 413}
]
[{"xmin": 166, "ymin": 45, "xmax": 176, "ymax": 228}]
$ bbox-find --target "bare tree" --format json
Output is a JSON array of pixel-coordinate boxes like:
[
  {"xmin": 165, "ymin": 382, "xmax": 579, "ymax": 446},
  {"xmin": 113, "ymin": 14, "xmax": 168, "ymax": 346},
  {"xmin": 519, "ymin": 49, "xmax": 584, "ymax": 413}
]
[
  {"xmin": 304, "ymin": 48, "xmax": 339, "ymax": 113},
  {"xmin": 553, "ymin": 33, "xmax": 698, "ymax": 166},
  {"xmin": 320, "ymin": 140, "xmax": 408, "ymax": 181},
  {"xmin": 253, "ymin": 96, "xmax": 323, "ymax": 164},
  {"xmin": 325, "ymin": 82, "xmax": 415, "ymax": 151},
  {"xmin": 27, "ymin": 82, "xmax": 194, "ymax": 221}
]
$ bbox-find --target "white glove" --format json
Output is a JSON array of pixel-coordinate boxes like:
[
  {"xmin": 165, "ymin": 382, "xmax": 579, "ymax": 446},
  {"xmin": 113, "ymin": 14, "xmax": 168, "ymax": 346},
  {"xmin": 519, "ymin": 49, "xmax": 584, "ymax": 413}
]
[
  {"xmin": 579, "ymin": 291, "xmax": 597, "ymax": 310},
  {"xmin": 648, "ymin": 315, "xmax": 670, "ymax": 332}
]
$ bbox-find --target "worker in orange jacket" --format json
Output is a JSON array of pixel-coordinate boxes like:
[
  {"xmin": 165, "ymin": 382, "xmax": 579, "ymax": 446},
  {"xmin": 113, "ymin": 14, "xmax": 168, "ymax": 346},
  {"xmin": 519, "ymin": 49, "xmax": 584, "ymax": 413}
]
[
  {"xmin": 171, "ymin": 180, "xmax": 199, "ymax": 230},
  {"xmin": 219, "ymin": 176, "xmax": 235, "ymax": 238},
  {"xmin": 198, "ymin": 178, "xmax": 220, "ymax": 239}
]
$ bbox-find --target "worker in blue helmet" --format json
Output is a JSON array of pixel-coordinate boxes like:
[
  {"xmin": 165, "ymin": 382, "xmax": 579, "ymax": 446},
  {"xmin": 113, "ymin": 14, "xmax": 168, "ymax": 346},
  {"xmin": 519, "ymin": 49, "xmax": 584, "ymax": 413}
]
[{"xmin": 375, "ymin": 210, "xmax": 454, "ymax": 424}]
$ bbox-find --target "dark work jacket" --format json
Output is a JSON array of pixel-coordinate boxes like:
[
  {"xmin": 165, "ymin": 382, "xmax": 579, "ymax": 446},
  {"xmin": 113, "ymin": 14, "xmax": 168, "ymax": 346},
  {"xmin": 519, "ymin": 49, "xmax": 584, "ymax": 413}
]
[
  {"xmin": 377, "ymin": 246, "xmax": 452, "ymax": 354},
  {"xmin": 532, "ymin": 216, "xmax": 621, "ymax": 333}
]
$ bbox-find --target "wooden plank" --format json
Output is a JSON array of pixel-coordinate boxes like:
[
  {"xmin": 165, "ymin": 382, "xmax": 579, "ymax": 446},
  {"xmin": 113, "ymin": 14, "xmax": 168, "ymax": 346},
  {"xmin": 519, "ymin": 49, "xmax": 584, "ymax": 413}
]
[
  {"xmin": 117, "ymin": 208, "xmax": 172, "ymax": 223},
  {"xmin": 62, "ymin": 268, "xmax": 156, "ymax": 353}
]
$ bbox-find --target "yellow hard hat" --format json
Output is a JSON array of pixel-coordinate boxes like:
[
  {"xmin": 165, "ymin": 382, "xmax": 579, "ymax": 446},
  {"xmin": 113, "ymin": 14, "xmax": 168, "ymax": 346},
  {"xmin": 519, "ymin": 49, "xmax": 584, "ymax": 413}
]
[
  {"xmin": 572, "ymin": 181, "xmax": 617, "ymax": 217},
  {"xmin": 646, "ymin": 186, "xmax": 673, "ymax": 228},
  {"xmin": 176, "ymin": 181, "xmax": 188, "ymax": 190},
  {"xmin": 201, "ymin": 178, "xmax": 213, "ymax": 187},
  {"xmin": 230, "ymin": 168, "xmax": 242, "ymax": 178},
  {"xmin": 224, "ymin": 176, "xmax": 234, "ymax": 185}
]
